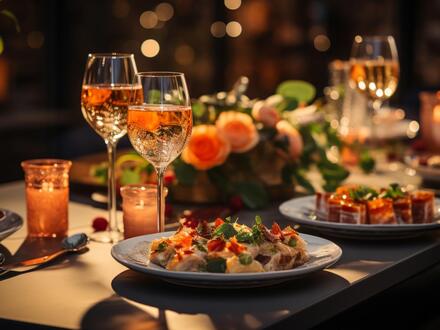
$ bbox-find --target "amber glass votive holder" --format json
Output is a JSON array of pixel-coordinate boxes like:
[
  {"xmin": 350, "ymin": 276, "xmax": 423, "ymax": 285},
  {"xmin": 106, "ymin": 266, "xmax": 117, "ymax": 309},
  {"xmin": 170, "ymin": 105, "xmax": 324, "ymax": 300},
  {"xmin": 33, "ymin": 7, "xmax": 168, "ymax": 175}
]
[
  {"xmin": 120, "ymin": 184, "xmax": 167, "ymax": 239},
  {"xmin": 21, "ymin": 159, "xmax": 72, "ymax": 237}
]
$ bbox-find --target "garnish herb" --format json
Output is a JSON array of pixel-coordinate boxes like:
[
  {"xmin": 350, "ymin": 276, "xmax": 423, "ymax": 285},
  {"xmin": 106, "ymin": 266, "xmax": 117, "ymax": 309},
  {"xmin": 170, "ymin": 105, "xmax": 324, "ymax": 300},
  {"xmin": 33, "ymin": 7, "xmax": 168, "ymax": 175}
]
[
  {"xmin": 236, "ymin": 230, "xmax": 253, "ymax": 243},
  {"xmin": 206, "ymin": 257, "xmax": 227, "ymax": 273},
  {"xmin": 349, "ymin": 186, "xmax": 378, "ymax": 202},
  {"xmin": 213, "ymin": 223, "xmax": 238, "ymax": 239},
  {"xmin": 156, "ymin": 241, "xmax": 168, "ymax": 252},
  {"xmin": 193, "ymin": 241, "xmax": 208, "ymax": 253},
  {"xmin": 288, "ymin": 237, "xmax": 297, "ymax": 247},
  {"xmin": 238, "ymin": 253, "xmax": 253, "ymax": 265},
  {"xmin": 255, "ymin": 215, "xmax": 262, "ymax": 225},
  {"xmin": 380, "ymin": 183, "xmax": 405, "ymax": 199}
]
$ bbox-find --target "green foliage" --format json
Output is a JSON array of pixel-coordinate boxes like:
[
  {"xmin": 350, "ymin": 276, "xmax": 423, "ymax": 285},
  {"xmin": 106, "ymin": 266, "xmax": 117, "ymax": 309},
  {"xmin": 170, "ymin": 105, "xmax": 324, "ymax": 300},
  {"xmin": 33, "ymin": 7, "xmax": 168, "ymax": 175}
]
[
  {"xmin": 360, "ymin": 150, "xmax": 376, "ymax": 174},
  {"xmin": 234, "ymin": 182, "xmax": 269, "ymax": 209},
  {"xmin": 173, "ymin": 159, "xmax": 197, "ymax": 186},
  {"xmin": 276, "ymin": 80, "xmax": 316, "ymax": 104},
  {"xmin": 120, "ymin": 169, "xmax": 141, "ymax": 185}
]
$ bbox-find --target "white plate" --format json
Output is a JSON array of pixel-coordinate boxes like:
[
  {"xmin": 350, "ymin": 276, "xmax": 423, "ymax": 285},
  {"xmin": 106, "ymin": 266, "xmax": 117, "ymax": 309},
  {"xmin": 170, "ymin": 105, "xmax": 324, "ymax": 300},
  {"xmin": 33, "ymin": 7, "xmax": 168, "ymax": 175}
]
[
  {"xmin": 111, "ymin": 232, "xmax": 342, "ymax": 288},
  {"xmin": 0, "ymin": 209, "xmax": 23, "ymax": 241},
  {"xmin": 405, "ymin": 155, "xmax": 440, "ymax": 183},
  {"xmin": 279, "ymin": 196, "xmax": 440, "ymax": 239}
]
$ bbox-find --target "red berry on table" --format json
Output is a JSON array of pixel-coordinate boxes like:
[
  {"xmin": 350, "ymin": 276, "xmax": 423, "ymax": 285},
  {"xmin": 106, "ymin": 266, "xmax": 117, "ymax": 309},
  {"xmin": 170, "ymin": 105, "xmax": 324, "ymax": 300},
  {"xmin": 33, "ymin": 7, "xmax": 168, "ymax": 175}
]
[
  {"xmin": 92, "ymin": 217, "xmax": 108, "ymax": 232},
  {"xmin": 164, "ymin": 172, "xmax": 176, "ymax": 185}
]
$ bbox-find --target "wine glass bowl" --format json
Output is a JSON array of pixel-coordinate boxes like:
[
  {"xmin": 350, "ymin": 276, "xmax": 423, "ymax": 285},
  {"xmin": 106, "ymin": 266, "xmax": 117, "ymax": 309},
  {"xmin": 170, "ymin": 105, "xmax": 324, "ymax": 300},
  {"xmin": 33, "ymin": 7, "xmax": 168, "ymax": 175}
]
[
  {"xmin": 127, "ymin": 72, "xmax": 192, "ymax": 232},
  {"xmin": 349, "ymin": 35, "xmax": 399, "ymax": 102},
  {"xmin": 81, "ymin": 53, "xmax": 140, "ymax": 243}
]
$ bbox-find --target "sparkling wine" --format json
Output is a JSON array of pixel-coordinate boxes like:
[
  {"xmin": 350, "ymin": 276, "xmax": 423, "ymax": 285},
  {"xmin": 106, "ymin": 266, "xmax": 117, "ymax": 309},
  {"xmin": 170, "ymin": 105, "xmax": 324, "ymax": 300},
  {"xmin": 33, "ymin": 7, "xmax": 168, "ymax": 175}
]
[
  {"xmin": 350, "ymin": 60, "xmax": 399, "ymax": 100},
  {"xmin": 127, "ymin": 105, "xmax": 193, "ymax": 169},
  {"xmin": 81, "ymin": 84, "xmax": 143, "ymax": 142}
]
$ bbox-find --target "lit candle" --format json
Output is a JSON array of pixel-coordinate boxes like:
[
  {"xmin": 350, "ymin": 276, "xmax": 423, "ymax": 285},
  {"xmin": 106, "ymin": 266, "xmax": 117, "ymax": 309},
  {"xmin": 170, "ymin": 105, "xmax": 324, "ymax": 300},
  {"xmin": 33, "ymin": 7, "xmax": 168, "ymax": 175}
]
[
  {"xmin": 21, "ymin": 159, "xmax": 71, "ymax": 237},
  {"xmin": 120, "ymin": 184, "xmax": 166, "ymax": 239}
]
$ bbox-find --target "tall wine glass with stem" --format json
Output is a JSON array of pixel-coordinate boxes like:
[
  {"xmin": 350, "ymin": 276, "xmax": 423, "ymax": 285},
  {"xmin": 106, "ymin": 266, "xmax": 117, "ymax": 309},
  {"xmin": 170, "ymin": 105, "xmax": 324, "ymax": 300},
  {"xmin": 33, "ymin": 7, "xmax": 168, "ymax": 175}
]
[
  {"xmin": 127, "ymin": 72, "xmax": 192, "ymax": 232},
  {"xmin": 349, "ymin": 35, "xmax": 399, "ymax": 139},
  {"xmin": 81, "ymin": 53, "xmax": 142, "ymax": 243}
]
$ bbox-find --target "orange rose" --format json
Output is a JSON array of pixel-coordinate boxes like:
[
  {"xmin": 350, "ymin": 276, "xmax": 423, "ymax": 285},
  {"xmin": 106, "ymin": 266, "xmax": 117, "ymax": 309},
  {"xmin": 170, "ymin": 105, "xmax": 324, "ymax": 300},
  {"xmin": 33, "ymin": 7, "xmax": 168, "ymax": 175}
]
[
  {"xmin": 276, "ymin": 120, "xmax": 303, "ymax": 159},
  {"xmin": 181, "ymin": 125, "xmax": 230, "ymax": 170},
  {"xmin": 216, "ymin": 111, "xmax": 259, "ymax": 153},
  {"xmin": 251, "ymin": 95, "xmax": 282, "ymax": 127}
]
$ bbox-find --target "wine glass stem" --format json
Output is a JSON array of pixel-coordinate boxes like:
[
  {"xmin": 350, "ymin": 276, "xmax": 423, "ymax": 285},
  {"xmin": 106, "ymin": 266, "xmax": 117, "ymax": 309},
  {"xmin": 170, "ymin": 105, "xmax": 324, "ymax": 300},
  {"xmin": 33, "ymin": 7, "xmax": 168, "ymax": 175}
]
[
  {"xmin": 156, "ymin": 167, "xmax": 165, "ymax": 232},
  {"xmin": 368, "ymin": 99, "xmax": 382, "ymax": 140},
  {"xmin": 106, "ymin": 140, "xmax": 118, "ymax": 234}
]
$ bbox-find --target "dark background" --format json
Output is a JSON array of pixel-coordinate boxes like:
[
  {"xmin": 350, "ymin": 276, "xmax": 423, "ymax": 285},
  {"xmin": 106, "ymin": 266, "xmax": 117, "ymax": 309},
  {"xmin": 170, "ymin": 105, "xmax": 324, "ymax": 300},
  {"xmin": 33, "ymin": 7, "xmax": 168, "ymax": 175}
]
[{"xmin": 0, "ymin": 0, "xmax": 439, "ymax": 183}]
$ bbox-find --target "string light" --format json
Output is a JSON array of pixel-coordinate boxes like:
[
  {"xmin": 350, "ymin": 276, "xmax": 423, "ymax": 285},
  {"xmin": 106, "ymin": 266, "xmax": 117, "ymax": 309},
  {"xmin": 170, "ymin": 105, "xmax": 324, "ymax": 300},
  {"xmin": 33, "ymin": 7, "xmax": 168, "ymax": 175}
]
[
  {"xmin": 141, "ymin": 39, "xmax": 160, "ymax": 57},
  {"xmin": 155, "ymin": 3, "xmax": 174, "ymax": 21},
  {"xmin": 226, "ymin": 21, "xmax": 242, "ymax": 37},
  {"xmin": 224, "ymin": 0, "xmax": 241, "ymax": 10},
  {"xmin": 211, "ymin": 21, "xmax": 226, "ymax": 38},
  {"xmin": 139, "ymin": 11, "xmax": 158, "ymax": 29}
]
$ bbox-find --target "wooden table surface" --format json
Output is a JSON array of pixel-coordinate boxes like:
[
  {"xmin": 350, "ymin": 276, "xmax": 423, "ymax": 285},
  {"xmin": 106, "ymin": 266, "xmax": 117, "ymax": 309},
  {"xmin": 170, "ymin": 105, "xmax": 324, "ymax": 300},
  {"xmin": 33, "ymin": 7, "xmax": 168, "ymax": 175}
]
[{"xmin": 1, "ymin": 180, "xmax": 440, "ymax": 330}]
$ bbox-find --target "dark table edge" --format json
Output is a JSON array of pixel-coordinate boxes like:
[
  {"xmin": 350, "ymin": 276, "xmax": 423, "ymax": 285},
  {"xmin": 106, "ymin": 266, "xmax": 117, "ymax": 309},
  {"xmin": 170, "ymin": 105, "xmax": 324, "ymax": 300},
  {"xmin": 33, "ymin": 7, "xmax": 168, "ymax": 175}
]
[{"xmin": 267, "ymin": 242, "xmax": 440, "ymax": 329}]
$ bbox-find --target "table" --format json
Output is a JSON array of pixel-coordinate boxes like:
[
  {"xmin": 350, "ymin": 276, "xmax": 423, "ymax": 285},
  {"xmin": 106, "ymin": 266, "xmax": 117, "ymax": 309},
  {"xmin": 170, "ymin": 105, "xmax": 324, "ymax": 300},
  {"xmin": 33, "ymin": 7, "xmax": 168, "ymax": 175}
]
[{"xmin": 1, "ymin": 181, "xmax": 440, "ymax": 329}]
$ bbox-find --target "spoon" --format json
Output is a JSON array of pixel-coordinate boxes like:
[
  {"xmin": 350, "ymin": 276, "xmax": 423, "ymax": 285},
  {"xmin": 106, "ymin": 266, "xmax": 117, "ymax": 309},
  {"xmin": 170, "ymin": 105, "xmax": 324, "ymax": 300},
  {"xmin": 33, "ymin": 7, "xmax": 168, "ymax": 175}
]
[{"xmin": 0, "ymin": 233, "xmax": 89, "ymax": 275}]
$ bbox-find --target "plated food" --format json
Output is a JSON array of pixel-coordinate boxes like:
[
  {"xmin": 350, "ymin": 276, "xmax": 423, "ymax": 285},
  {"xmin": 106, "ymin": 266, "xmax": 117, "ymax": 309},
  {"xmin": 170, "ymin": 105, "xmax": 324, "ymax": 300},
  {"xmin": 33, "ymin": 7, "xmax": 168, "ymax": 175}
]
[
  {"xmin": 316, "ymin": 184, "xmax": 435, "ymax": 225},
  {"xmin": 149, "ymin": 216, "xmax": 309, "ymax": 273}
]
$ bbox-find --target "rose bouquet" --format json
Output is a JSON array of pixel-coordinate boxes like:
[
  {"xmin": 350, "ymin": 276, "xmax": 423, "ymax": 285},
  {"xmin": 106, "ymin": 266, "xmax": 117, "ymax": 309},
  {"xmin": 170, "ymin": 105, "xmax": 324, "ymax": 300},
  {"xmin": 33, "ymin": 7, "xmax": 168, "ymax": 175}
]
[{"xmin": 91, "ymin": 77, "xmax": 349, "ymax": 209}]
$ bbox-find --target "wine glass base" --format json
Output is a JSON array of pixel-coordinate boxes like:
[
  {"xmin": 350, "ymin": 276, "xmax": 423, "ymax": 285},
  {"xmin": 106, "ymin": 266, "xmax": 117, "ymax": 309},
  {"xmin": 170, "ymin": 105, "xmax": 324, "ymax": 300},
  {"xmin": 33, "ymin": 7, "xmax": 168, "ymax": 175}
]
[{"xmin": 89, "ymin": 230, "xmax": 123, "ymax": 243}]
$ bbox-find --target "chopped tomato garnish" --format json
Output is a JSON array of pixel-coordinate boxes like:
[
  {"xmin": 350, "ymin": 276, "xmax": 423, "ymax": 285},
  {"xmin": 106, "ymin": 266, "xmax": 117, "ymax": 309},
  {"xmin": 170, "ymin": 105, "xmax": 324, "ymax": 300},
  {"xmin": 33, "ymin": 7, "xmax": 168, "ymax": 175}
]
[
  {"xmin": 214, "ymin": 218, "xmax": 224, "ymax": 228},
  {"xmin": 183, "ymin": 250, "xmax": 193, "ymax": 255},
  {"xmin": 271, "ymin": 222, "xmax": 282, "ymax": 234},
  {"xmin": 282, "ymin": 226, "xmax": 298, "ymax": 237},
  {"xmin": 227, "ymin": 237, "xmax": 245, "ymax": 254},
  {"xmin": 207, "ymin": 238, "xmax": 226, "ymax": 252}
]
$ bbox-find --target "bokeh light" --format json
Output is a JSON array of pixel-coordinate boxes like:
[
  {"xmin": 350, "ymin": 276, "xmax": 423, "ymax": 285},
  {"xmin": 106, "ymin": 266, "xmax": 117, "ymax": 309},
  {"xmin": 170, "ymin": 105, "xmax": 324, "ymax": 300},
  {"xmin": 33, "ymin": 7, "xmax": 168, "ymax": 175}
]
[
  {"xmin": 155, "ymin": 3, "xmax": 174, "ymax": 21},
  {"xmin": 211, "ymin": 21, "xmax": 226, "ymax": 38},
  {"xmin": 141, "ymin": 39, "xmax": 160, "ymax": 57},
  {"xmin": 175, "ymin": 44, "xmax": 195, "ymax": 65},
  {"xmin": 27, "ymin": 31, "xmax": 45, "ymax": 49},
  {"xmin": 313, "ymin": 34, "xmax": 331, "ymax": 52},
  {"xmin": 139, "ymin": 11, "xmax": 158, "ymax": 29},
  {"xmin": 224, "ymin": 0, "xmax": 241, "ymax": 10},
  {"xmin": 226, "ymin": 21, "xmax": 242, "ymax": 37}
]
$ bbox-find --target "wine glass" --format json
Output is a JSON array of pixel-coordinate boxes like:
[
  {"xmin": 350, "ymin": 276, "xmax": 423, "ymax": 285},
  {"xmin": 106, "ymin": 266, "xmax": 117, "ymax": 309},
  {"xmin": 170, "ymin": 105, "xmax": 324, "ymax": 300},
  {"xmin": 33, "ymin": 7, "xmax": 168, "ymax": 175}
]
[
  {"xmin": 127, "ymin": 72, "xmax": 192, "ymax": 232},
  {"xmin": 81, "ymin": 53, "xmax": 141, "ymax": 243},
  {"xmin": 349, "ymin": 35, "xmax": 399, "ymax": 137}
]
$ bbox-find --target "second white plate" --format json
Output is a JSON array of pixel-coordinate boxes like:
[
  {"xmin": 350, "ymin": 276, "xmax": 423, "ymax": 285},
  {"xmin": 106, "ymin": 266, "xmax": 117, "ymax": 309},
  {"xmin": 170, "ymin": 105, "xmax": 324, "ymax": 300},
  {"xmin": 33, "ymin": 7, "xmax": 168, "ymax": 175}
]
[{"xmin": 279, "ymin": 196, "xmax": 440, "ymax": 239}]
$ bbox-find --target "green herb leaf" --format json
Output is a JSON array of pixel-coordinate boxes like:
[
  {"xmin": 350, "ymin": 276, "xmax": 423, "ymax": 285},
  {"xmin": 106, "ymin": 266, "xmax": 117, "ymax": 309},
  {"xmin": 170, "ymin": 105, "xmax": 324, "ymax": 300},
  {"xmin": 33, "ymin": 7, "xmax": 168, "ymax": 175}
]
[
  {"xmin": 251, "ymin": 223, "xmax": 264, "ymax": 244},
  {"xmin": 236, "ymin": 230, "xmax": 253, "ymax": 243},
  {"xmin": 349, "ymin": 186, "xmax": 378, "ymax": 201},
  {"xmin": 206, "ymin": 257, "xmax": 227, "ymax": 273},
  {"xmin": 238, "ymin": 253, "xmax": 253, "ymax": 265},
  {"xmin": 213, "ymin": 223, "xmax": 237, "ymax": 239},
  {"xmin": 255, "ymin": 215, "xmax": 262, "ymax": 225},
  {"xmin": 193, "ymin": 241, "xmax": 207, "ymax": 253},
  {"xmin": 288, "ymin": 237, "xmax": 297, "ymax": 247},
  {"xmin": 156, "ymin": 241, "xmax": 168, "ymax": 252}
]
